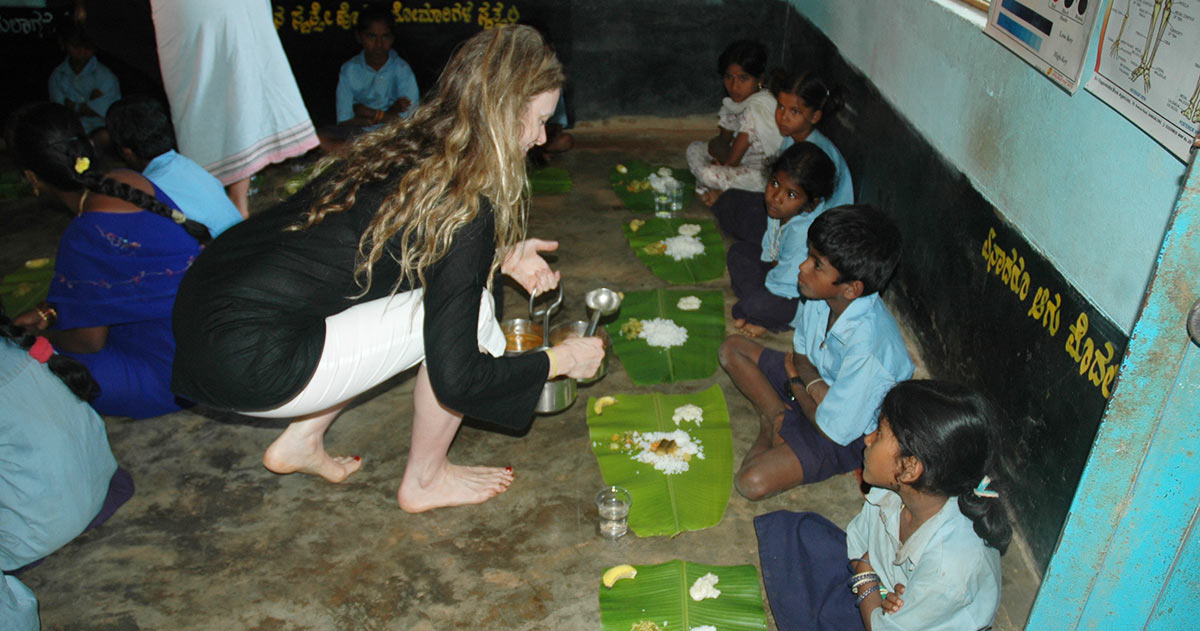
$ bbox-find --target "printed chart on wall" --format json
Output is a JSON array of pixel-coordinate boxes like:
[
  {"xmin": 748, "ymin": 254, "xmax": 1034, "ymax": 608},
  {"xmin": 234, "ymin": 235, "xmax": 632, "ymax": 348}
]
[
  {"xmin": 1087, "ymin": 0, "xmax": 1200, "ymax": 161},
  {"xmin": 985, "ymin": 0, "xmax": 1101, "ymax": 93}
]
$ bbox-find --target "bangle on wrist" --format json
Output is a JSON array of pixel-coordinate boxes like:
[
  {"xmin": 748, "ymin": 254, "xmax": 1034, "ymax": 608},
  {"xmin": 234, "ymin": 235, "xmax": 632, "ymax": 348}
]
[
  {"xmin": 35, "ymin": 304, "xmax": 57, "ymax": 327},
  {"xmin": 855, "ymin": 584, "xmax": 882, "ymax": 607},
  {"xmin": 545, "ymin": 348, "xmax": 558, "ymax": 377},
  {"xmin": 805, "ymin": 377, "xmax": 825, "ymax": 395}
]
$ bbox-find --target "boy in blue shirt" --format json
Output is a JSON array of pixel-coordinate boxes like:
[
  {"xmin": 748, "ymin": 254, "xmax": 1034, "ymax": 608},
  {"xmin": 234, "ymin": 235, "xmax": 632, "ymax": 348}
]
[
  {"xmin": 48, "ymin": 22, "xmax": 120, "ymax": 136},
  {"xmin": 336, "ymin": 6, "xmax": 419, "ymax": 129},
  {"xmin": 106, "ymin": 96, "xmax": 244, "ymax": 234},
  {"xmin": 719, "ymin": 205, "xmax": 914, "ymax": 500}
]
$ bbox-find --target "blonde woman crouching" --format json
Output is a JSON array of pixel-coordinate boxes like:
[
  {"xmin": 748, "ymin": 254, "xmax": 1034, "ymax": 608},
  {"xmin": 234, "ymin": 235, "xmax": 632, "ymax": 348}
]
[{"xmin": 171, "ymin": 25, "xmax": 603, "ymax": 513}]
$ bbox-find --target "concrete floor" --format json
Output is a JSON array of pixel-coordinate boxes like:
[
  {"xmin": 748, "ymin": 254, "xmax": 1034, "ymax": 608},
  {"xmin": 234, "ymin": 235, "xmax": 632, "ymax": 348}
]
[{"xmin": 4, "ymin": 120, "xmax": 1038, "ymax": 630}]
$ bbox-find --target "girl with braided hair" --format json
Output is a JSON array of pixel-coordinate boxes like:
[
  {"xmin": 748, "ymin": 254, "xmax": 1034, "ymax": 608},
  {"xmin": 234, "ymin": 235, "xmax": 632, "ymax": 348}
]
[
  {"xmin": 7, "ymin": 101, "xmax": 206, "ymax": 419},
  {"xmin": 0, "ymin": 310, "xmax": 133, "ymax": 631}
]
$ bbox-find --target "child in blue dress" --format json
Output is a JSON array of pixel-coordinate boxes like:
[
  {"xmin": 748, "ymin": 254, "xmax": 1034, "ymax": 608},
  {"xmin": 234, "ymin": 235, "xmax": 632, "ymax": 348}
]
[
  {"xmin": 335, "ymin": 6, "xmax": 420, "ymax": 129},
  {"xmin": 755, "ymin": 380, "xmax": 1010, "ymax": 631},
  {"xmin": 728, "ymin": 141, "xmax": 835, "ymax": 337},
  {"xmin": 714, "ymin": 70, "xmax": 852, "ymax": 244},
  {"xmin": 720, "ymin": 205, "xmax": 914, "ymax": 500},
  {"xmin": 47, "ymin": 21, "xmax": 120, "ymax": 137}
]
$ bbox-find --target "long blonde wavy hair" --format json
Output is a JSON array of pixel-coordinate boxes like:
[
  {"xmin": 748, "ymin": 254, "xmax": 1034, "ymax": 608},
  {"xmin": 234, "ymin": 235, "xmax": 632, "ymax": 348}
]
[{"xmin": 295, "ymin": 25, "xmax": 564, "ymax": 295}]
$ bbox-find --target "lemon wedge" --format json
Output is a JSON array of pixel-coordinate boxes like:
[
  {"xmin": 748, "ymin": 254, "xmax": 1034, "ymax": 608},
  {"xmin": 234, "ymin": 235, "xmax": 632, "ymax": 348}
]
[
  {"xmin": 593, "ymin": 396, "xmax": 617, "ymax": 415},
  {"xmin": 602, "ymin": 564, "xmax": 637, "ymax": 588},
  {"xmin": 629, "ymin": 219, "xmax": 645, "ymax": 232},
  {"xmin": 24, "ymin": 258, "xmax": 51, "ymax": 269},
  {"xmin": 616, "ymin": 164, "xmax": 628, "ymax": 174}
]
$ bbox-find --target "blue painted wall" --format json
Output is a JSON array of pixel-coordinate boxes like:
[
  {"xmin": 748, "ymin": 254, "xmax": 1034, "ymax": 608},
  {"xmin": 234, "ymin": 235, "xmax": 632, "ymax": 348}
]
[{"xmin": 786, "ymin": 0, "xmax": 1185, "ymax": 334}]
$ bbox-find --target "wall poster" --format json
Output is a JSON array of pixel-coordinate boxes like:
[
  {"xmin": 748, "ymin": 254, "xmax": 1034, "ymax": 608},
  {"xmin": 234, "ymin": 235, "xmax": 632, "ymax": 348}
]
[
  {"xmin": 1088, "ymin": 0, "xmax": 1200, "ymax": 161},
  {"xmin": 985, "ymin": 0, "xmax": 1102, "ymax": 93}
]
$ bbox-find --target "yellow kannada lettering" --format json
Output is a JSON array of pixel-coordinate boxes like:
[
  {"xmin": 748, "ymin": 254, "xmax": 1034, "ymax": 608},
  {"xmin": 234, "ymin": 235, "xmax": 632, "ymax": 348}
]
[{"xmin": 1027, "ymin": 287, "xmax": 1061, "ymax": 336}]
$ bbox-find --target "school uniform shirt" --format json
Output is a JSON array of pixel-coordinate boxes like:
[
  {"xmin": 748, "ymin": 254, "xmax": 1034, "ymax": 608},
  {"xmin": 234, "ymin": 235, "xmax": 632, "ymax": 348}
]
[
  {"xmin": 760, "ymin": 206, "xmax": 829, "ymax": 299},
  {"xmin": 779, "ymin": 129, "xmax": 854, "ymax": 210},
  {"xmin": 846, "ymin": 488, "xmax": 1002, "ymax": 631},
  {"xmin": 47, "ymin": 57, "xmax": 121, "ymax": 134},
  {"xmin": 336, "ymin": 50, "xmax": 420, "ymax": 124},
  {"xmin": 143, "ymin": 149, "xmax": 243, "ymax": 237},
  {"xmin": 790, "ymin": 293, "xmax": 914, "ymax": 445}
]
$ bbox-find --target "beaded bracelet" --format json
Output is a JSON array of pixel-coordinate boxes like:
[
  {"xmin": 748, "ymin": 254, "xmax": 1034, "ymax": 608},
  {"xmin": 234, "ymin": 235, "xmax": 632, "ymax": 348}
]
[
  {"xmin": 848, "ymin": 572, "xmax": 880, "ymax": 593},
  {"xmin": 855, "ymin": 584, "xmax": 882, "ymax": 606}
]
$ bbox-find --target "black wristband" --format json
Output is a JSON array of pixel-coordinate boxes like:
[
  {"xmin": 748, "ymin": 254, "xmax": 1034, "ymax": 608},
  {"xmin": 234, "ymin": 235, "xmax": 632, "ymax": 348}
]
[{"xmin": 786, "ymin": 376, "xmax": 806, "ymax": 399}]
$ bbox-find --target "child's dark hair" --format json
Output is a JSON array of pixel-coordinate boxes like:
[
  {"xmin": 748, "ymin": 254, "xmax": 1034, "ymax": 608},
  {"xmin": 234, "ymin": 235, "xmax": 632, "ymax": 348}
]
[
  {"xmin": 5, "ymin": 102, "xmax": 210, "ymax": 244},
  {"xmin": 882, "ymin": 380, "xmax": 1013, "ymax": 554},
  {"xmin": 56, "ymin": 18, "xmax": 89, "ymax": 47},
  {"xmin": 767, "ymin": 141, "xmax": 836, "ymax": 213},
  {"xmin": 717, "ymin": 40, "xmax": 768, "ymax": 78},
  {"xmin": 106, "ymin": 95, "xmax": 177, "ymax": 163},
  {"xmin": 0, "ymin": 309, "xmax": 100, "ymax": 402},
  {"xmin": 355, "ymin": 5, "xmax": 394, "ymax": 33},
  {"xmin": 807, "ymin": 204, "xmax": 900, "ymax": 295},
  {"xmin": 771, "ymin": 69, "xmax": 845, "ymax": 120}
]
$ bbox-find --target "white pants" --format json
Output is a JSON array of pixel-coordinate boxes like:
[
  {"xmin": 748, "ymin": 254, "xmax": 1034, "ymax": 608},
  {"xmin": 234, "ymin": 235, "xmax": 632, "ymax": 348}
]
[{"xmin": 244, "ymin": 289, "xmax": 505, "ymax": 418}]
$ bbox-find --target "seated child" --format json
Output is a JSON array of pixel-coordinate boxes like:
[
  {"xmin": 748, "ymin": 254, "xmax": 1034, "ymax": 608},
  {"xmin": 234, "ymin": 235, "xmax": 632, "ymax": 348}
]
[
  {"xmin": 713, "ymin": 70, "xmax": 852, "ymax": 244},
  {"xmin": 47, "ymin": 21, "xmax": 121, "ymax": 137},
  {"xmin": 1, "ymin": 313, "xmax": 134, "ymax": 631},
  {"xmin": 335, "ymin": 6, "xmax": 420, "ymax": 129},
  {"xmin": 728, "ymin": 142, "xmax": 835, "ymax": 337},
  {"xmin": 719, "ymin": 204, "xmax": 914, "ymax": 500},
  {"xmin": 107, "ymin": 95, "xmax": 245, "ymax": 234},
  {"xmin": 686, "ymin": 40, "xmax": 784, "ymax": 206},
  {"xmin": 754, "ymin": 380, "xmax": 1009, "ymax": 631}
]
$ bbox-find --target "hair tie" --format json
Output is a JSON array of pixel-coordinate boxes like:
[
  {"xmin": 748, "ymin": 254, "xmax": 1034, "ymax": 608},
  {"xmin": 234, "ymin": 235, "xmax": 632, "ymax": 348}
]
[
  {"xmin": 74, "ymin": 156, "xmax": 91, "ymax": 174},
  {"xmin": 170, "ymin": 209, "xmax": 187, "ymax": 224},
  {"xmin": 973, "ymin": 475, "xmax": 999, "ymax": 499},
  {"xmin": 29, "ymin": 336, "xmax": 54, "ymax": 363}
]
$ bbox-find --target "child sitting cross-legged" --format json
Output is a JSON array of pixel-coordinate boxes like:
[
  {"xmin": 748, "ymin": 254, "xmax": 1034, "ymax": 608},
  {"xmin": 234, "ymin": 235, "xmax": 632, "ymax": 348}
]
[
  {"xmin": 719, "ymin": 204, "xmax": 914, "ymax": 500},
  {"xmin": 336, "ymin": 5, "xmax": 419, "ymax": 129},
  {"xmin": 728, "ymin": 141, "xmax": 836, "ymax": 337},
  {"xmin": 107, "ymin": 95, "xmax": 245, "ymax": 233},
  {"xmin": 754, "ymin": 380, "xmax": 1010, "ymax": 631}
]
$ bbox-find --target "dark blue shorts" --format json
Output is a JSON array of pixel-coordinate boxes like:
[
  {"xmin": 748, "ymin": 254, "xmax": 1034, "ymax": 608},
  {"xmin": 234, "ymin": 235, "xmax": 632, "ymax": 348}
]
[{"xmin": 758, "ymin": 348, "xmax": 866, "ymax": 484}]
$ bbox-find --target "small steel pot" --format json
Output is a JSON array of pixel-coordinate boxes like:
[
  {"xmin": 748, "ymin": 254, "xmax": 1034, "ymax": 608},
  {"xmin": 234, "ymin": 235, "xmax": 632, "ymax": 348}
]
[
  {"xmin": 532, "ymin": 345, "xmax": 577, "ymax": 414},
  {"xmin": 549, "ymin": 320, "xmax": 610, "ymax": 385},
  {"xmin": 500, "ymin": 318, "xmax": 543, "ymax": 357}
]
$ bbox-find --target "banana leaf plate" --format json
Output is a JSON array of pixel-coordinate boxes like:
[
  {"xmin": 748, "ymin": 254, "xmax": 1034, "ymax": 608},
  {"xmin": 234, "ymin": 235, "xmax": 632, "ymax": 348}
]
[
  {"xmin": 610, "ymin": 159, "xmax": 695, "ymax": 212},
  {"xmin": 599, "ymin": 560, "xmax": 768, "ymax": 631},
  {"xmin": 624, "ymin": 217, "xmax": 725, "ymax": 284},
  {"xmin": 587, "ymin": 384, "xmax": 732, "ymax": 537},
  {"xmin": 604, "ymin": 289, "xmax": 725, "ymax": 386},
  {"xmin": 1, "ymin": 261, "xmax": 55, "ymax": 317},
  {"xmin": 529, "ymin": 166, "xmax": 573, "ymax": 194}
]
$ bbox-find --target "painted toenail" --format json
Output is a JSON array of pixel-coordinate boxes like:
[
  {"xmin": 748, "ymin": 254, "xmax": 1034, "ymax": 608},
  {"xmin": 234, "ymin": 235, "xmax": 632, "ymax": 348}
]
[
  {"xmin": 354, "ymin": 456, "xmax": 361, "ymax": 461},
  {"xmin": 505, "ymin": 466, "xmax": 513, "ymax": 473}
]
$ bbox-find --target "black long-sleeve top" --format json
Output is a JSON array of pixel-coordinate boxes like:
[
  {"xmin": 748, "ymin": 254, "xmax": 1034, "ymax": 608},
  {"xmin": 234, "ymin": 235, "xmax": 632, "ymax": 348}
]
[{"xmin": 172, "ymin": 171, "xmax": 548, "ymax": 429}]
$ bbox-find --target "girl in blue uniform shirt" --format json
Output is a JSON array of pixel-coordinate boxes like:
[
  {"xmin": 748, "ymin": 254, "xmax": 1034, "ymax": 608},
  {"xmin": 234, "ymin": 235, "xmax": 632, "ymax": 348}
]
[
  {"xmin": 728, "ymin": 141, "xmax": 835, "ymax": 337},
  {"xmin": 755, "ymin": 380, "xmax": 1010, "ymax": 631},
  {"xmin": 714, "ymin": 70, "xmax": 852, "ymax": 245}
]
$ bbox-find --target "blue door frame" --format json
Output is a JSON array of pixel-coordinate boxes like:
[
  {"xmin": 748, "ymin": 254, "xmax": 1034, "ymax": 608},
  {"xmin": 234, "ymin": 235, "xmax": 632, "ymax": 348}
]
[{"xmin": 1026, "ymin": 156, "xmax": 1200, "ymax": 628}]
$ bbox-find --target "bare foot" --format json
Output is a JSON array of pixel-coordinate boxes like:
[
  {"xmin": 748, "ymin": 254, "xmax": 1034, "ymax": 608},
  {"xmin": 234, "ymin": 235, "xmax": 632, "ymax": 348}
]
[
  {"xmin": 732, "ymin": 319, "xmax": 767, "ymax": 338},
  {"xmin": 262, "ymin": 433, "xmax": 362, "ymax": 483},
  {"xmin": 700, "ymin": 190, "xmax": 721, "ymax": 207},
  {"xmin": 396, "ymin": 463, "xmax": 515, "ymax": 513}
]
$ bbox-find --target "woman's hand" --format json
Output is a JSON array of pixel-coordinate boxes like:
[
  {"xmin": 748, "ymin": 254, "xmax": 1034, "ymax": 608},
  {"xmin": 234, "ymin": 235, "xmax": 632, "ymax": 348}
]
[
  {"xmin": 501, "ymin": 238, "xmax": 561, "ymax": 295},
  {"xmin": 549, "ymin": 336, "xmax": 604, "ymax": 379}
]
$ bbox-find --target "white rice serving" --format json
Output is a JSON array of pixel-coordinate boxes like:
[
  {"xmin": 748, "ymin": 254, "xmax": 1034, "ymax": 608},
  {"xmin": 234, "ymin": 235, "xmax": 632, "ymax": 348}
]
[
  {"xmin": 689, "ymin": 573, "xmax": 721, "ymax": 601},
  {"xmin": 631, "ymin": 429, "xmax": 705, "ymax": 474},
  {"xmin": 676, "ymin": 295, "xmax": 702, "ymax": 311},
  {"xmin": 677, "ymin": 223, "xmax": 702, "ymax": 237},
  {"xmin": 672, "ymin": 404, "xmax": 704, "ymax": 426},
  {"xmin": 638, "ymin": 318, "xmax": 688, "ymax": 348},
  {"xmin": 663, "ymin": 235, "xmax": 704, "ymax": 261},
  {"xmin": 649, "ymin": 171, "xmax": 680, "ymax": 194}
]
